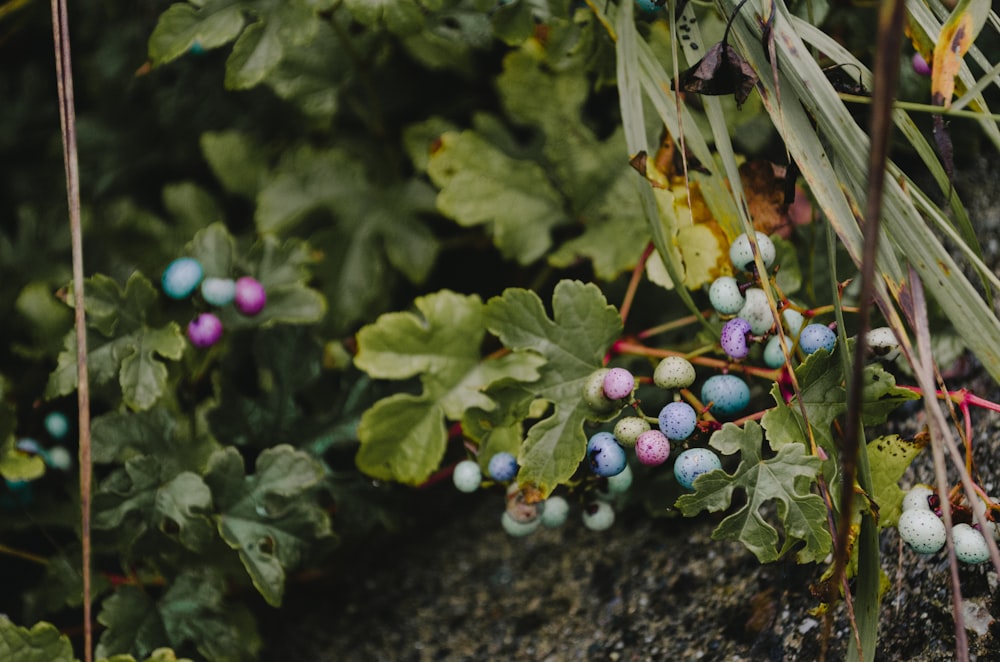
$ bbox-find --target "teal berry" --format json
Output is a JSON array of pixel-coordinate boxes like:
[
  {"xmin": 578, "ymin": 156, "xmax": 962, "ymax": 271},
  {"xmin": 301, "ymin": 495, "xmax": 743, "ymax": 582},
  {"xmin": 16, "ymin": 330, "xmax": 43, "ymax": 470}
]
[
  {"xmin": 781, "ymin": 308, "xmax": 805, "ymax": 338},
  {"xmin": 502, "ymin": 510, "xmax": 542, "ymax": 537},
  {"xmin": 540, "ymin": 495, "xmax": 570, "ymax": 528},
  {"xmin": 46, "ymin": 446, "xmax": 73, "ymax": 471},
  {"xmin": 161, "ymin": 257, "xmax": 204, "ymax": 300},
  {"xmin": 201, "ymin": 277, "xmax": 237, "ymax": 306},
  {"xmin": 605, "ymin": 463, "xmax": 634, "ymax": 494},
  {"xmin": 658, "ymin": 401, "xmax": 697, "ymax": 441},
  {"xmin": 798, "ymin": 323, "xmax": 837, "ymax": 355},
  {"xmin": 452, "ymin": 459, "xmax": 482, "ymax": 493},
  {"xmin": 708, "ymin": 276, "xmax": 745, "ymax": 315},
  {"xmin": 673, "ymin": 447, "xmax": 722, "ymax": 490},
  {"xmin": 587, "ymin": 432, "xmax": 627, "ymax": 478},
  {"xmin": 729, "ymin": 231, "xmax": 776, "ymax": 273},
  {"xmin": 762, "ymin": 335, "xmax": 788, "ymax": 368},
  {"xmin": 488, "ymin": 451, "xmax": 519, "ymax": 481},
  {"xmin": 582, "ymin": 501, "xmax": 615, "ymax": 531},
  {"xmin": 701, "ymin": 374, "xmax": 751, "ymax": 416},
  {"xmin": 635, "ymin": 0, "xmax": 662, "ymax": 12},
  {"xmin": 44, "ymin": 411, "xmax": 70, "ymax": 440}
]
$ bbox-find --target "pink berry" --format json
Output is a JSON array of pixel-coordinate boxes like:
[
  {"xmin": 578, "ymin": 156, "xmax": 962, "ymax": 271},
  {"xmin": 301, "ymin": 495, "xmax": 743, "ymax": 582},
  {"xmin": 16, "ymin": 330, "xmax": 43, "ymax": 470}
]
[
  {"xmin": 602, "ymin": 367, "xmax": 634, "ymax": 400},
  {"xmin": 187, "ymin": 312, "xmax": 223, "ymax": 348},
  {"xmin": 635, "ymin": 430, "xmax": 670, "ymax": 466},
  {"xmin": 912, "ymin": 52, "xmax": 931, "ymax": 77},
  {"xmin": 234, "ymin": 277, "xmax": 267, "ymax": 316}
]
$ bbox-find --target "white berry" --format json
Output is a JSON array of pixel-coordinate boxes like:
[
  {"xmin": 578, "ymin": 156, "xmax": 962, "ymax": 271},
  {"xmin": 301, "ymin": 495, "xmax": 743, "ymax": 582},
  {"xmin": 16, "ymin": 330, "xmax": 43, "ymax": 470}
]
[
  {"xmin": 866, "ymin": 326, "xmax": 900, "ymax": 361},
  {"xmin": 902, "ymin": 484, "xmax": 936, "ymax": 513},
  {"xmin": 897, "ymin": 508, "xmax": 947, "ymax": 554},
  {"xmin": 708, "ymin": 276, "xmax": 745, "ymax": 315},
  {"xmin": 729, "ymin": 231, "xmax": 776, "ymax": 273},
  {"xmin": 738, "ymin": 288, "xmax": 775, "ymax": 335},
  {"xmin": 952, "ymin": 523, "xmax": 990, "ymax": 564},
  {"xmin": 582, "ymin": 501, "xmax": 615, "ymax": 531},
  {"xmin": 540, "ymin": 496, "xmax": 570, "ymax": 528}
]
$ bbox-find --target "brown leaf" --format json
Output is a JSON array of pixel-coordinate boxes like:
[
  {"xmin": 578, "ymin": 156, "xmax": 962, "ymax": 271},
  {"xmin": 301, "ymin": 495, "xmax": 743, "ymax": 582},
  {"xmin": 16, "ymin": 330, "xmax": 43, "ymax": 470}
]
[{"xmin": 678, "ymin": 42, "xmax": 759, "ymax": 109}]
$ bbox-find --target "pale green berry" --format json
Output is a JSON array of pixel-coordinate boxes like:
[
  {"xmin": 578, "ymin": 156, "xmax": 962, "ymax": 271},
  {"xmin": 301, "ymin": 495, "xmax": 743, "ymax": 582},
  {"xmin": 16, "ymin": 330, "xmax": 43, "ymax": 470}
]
[
  {"xmin": 729, "ymin": 231, "xmax": 776, "ymax": 272},
  {"xmin": 763, "ymin": 335, "xmax": 788, "ymax": 368},
  {"xmin": 540, "ymin": 496, "xmax": 570, "ymax": 528},
  {"xmin": 781, "ymin": 308, "xmax": 805, "ymax": 338},
  {"xmin": 502, "ymin": 511, "xmax": 542, "ymax": 537},
  {"xmin": 738, "ymin": 288, "xmax": 775, "ymax": 335},
  {"xmin": 653, "ymin": 356, "xmax": 696, "ymax": 390},
  {"xmin": 583, "ymin": 369, "xmax": 615, "ymax": 412},
  {"xmin": 452, "ymin": 460, "xmax": 482, "ymax": 493},
  {"xmin": 952, "ymin": 523, "xmax": 990, "ymax": 564},
  {"xmin": 613, "ymin": 416, "xmax": 651, "ymax": 448},
  {"xmin": 605, "ymin": 463, "xmax": 633, "ymax": 494},
  {"xmin": 582, "ymin": 501, "xmax": 615, "ymax": 531}
]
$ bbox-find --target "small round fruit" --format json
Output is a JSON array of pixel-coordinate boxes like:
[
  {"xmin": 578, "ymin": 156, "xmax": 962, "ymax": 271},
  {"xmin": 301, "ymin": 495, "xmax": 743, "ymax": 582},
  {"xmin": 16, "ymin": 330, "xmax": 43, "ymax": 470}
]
[
  {"xmin": 540, "ymin": 496, "xmax": 570, "ymax": 528},
  {"xmin": 729, "ymin": 231, "xmax": 776, "ymax": 273},
  {"xmin": 654, "ymin": 356, "xmax": 696, "ymax": 390},
  {"xmin": 234, "ymin": 276, "xmax": 267, "ymax": 316},
  {"xmin": 161, "ymin": 258, "xmax": 204, "ymax": 300},
  {"xmin": 952, "ymin": 523, "xmax": 990, "ymax": 564},
  {"xmin": 701, "ymin": 374, "xmax": 751, "ymax": 416},
  {"xmin": 201, "ymin": 277, "xmax": 237, "ymax": 306},
  {"xmin": 46, "ymin": 446, "xmax": 73, "ymax": 471},
  {"xmin": 605, "ymin": 463, "xmax": 634, "ymax": 494},
  {"xmin": 44, "ymin": 412, "xmax": 70, "ymax": 440},
  {"xmin": 583, "ymin": 369, "xmax": 615, "ymax": 412},
  {"xmin": 720, "ymin": 317, "xmax": 752, "ymax": 360},
  {"xmin": 674, "ymin": 447, "xmax": 722, "ymax": 490},
  {"xmin": 488, "ymin": 451, "xmax": 519, "ymax": 481},
  {"xmin": 502, "ymin": 510, "xmax": 542, "ymax": 537},
  {"xmin": 602, "ymin": 367, "xmax": 635, "ymax": 400},
  {"xmin": 897, "ymin": 508, "xmax": 947, "ymax": 554},
  {"xmin": 658, "ymin": 401, "xmax": 697, "ymax": 441},
  {"xmin": 635, "ymin": 430, "xmax": 670, "ymax": 466},
  {"xmin": 582, "ymin": 501, "xmax": 615, "ymax": 531},
  {"xmin": 799, "ymin": 324, "xmax": 837, "ymax": 355},
  {"xmin": 912, "ymin": 52, "xmax": 931, "ymax": 77},
  {"xmin": 613, "ymin": 416, "xmax": 650, "ymax": 448},
  {"xmin": 587, "ymin": 432, "xmax": 627, "ymax": 478},
  {"xmin": 708, "ymin": 277, "xmax": 745, "ymax": 315},
  {"xmin": 781, "ymin": 308, "xmax": 805, "ymax": 338},
  {"xmin": 866, "ymin": 326, "xmax": 900, "ymax": 361},
  {"xmin": 635, "ymin": 0, "xmax": 661, "ymax": 13},
  {"xmin": 902, "ymin": 485, "xmax": 936, "ymax": 513},
  {"xmin": 762, "ymin": 335, "xmax": 788, "ymax": 369},
  {"xmin": 506, "ymin": 483, "xmax": 543, "ymax": 523},
  {"xmin": 187, "ymin": 313, "xmax": 223, "ymax": 348},
  {"xmin": 452, "ymin": 459, "xmax": 482, "ymax": 493},
  {"xmin": 738, "ymin": 288, "xmax": 775, "ymax": 335}
]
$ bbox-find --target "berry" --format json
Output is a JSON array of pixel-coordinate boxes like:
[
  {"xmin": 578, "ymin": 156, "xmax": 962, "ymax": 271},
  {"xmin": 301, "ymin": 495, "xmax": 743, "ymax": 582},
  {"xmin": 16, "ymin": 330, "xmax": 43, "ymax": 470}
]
[
  {"xmin": 720, "ymin": 317, "xmax": 752, "ymax": 360},
  {"xmin": 488, "ymin": 451, "xmax": 519, "ymax": 481},
  {"xmin": 701, "ymin": 374, "xmax": 751, "ymax": 416},
  {"xmin": 605, "ymin": 463, "xmax": 634, "ymax": 494},
  {"xmin": 729, "ymin": 231, "xmax": 776, "ymax": 273},
  {"xmin": 738, "ymin": 288, "xmax": 775, "ymax": 335},
  {"xmin": 583, "ymin": 369, "xmax": 615, "ymax": 412},
  {"xmin": 46, "ymin": 446, "xmax": 73, "ymax": 471},
  {"xmin": 674, "ymin": 447, "xmax": 722, "ymax": 490},
  {"xmin": 187, "ymin": 312, "xmax": 223, "ymax": 348},
  {"xmin": 902, "ymin": 485, "xmax": 935, "ymax": 513},
  {"xmin": 781, "ymin": 308, "xmax": 805, "ymax": 337},
  {"xmin": 708, "ymin": 276, "xmax": 745, "ymax": 315},
  {"xmin": 540, "ymin": 496, "xmax": 570, "ymax": 528},
  {"xmin": 613, "ymin": 416, "xmax": 650, "ymax": 448},
  {"xmin": 635, "ymin": 430, "xmax": 671, "ymax": 466},
  {"xmin": 16, "ymin": 438, "xmax": 43, "ymax": 455},
  {"xmin": 44, "ymin": 412, "xmax": 70, "ymax": 440},
  {"xmin": 799, "ymin": 323, "xmax": 837, "ymax": 355},
  {"xmin": 587, "ymin": 432, "xmax": 627, "ymax": 478},
  {"xmin": 635, "ymin": 0, "xmax": 661, "ymax": 13},
  {"xmin": 234, "ymin": 276, "xmax": 267, "ymax": 316},
  {"xmin": 912, "ymin": 52, "xmax": 931, "ymax": 77},
  {"xmin": 502, "ymin": 510, "xmax": 542, "ymax": 537},
  {"xmin": 201, "ymin": 277, "xmax": 237, "ymax": 306},
  {"xmin": 866, "ymin": 326, "xmax": 900, "ymax": 361},
  {"xmin": 452, "ymin": 459, "xmax": 482, "ymax": 493},
  {"xmin": 506, "ymin": 483, "xmax": 543, "ymax": 523},
  {"xmin": 161, "ymin": 258, "xmax": 204, "ymax": 300},
  {"xmin": 762, "ymin": 335, "xmax": 788, "ymax": 369},
  {"xmin": 582, "ymin": 501, "xmax": 615, "ymax": 531},
  {"xmin": 602, "ymin": 367, "xmax": 635, "ymax": 400},
  {"xmin": 952, "ymin": 523, "xmax": 990, "ymax": 564},
  {"xmin": 658, "ymin": 401, "xmax": 697, "ymax": 440},
  {"xmin": 653, "ymin": 356, "xmax": 696, "ymax": 390},
  {"xmin": 897, "ymin": 508, "xmax": 947, "ymax": 554}
]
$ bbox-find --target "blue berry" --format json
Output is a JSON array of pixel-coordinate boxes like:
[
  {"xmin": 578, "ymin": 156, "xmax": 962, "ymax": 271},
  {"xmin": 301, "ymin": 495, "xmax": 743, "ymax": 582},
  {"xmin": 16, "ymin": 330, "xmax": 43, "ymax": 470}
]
[
  {"xmin": 658, "ymin": 401, "xmax": 697, "ymax": 441},
  {"xmin": 201, "ymin": 277, "xmax": 237, "ymax": 306},
  {"xmin": 16, "ymin": 438, "xmax": 43, "ymax": 455},
  {"xmin": 161, "ymin": 258, "xmax": 204, "ymax": 300},
  {"xmin": 488, "ymin": 451, "xmax": 519, "ymax": 481},
  {"xmin": 673, "ymin": 447, "xmax": 722, "ymax": 490},
  {"xmin": 708, "ymin": 277, "xmax": 745, "ymax": 315},
  {"xmin": 729, "ymin": 231, "xmax": 776, "ymax": 272},
  {"xmin": 452, "ymin": 459, "xmax": 482, "ymax": 493},
  {"xmin": 234, "ymin": 277, "xmax": 267, "ymax": 316},
  {"xmin": 720, "ymin": 317, "xmax": 752, "ymax": 360},
  {"xmin": 587, "ymin": 432, "xmax": 627, "ymax": 478},
  {"xmin": 187, "ymin": 312, "xmax": 223, "ymax": 348},
  {"xmin": 701, "ymin": 374, "xmax": 750, "ymax": 416},
  {"xmin": 44, "ymin": 412, "xmax": 70, "ymax": 440},
  {"xmin": 799, "ymin": 323, "xmax": 837, "ymax": 355}
]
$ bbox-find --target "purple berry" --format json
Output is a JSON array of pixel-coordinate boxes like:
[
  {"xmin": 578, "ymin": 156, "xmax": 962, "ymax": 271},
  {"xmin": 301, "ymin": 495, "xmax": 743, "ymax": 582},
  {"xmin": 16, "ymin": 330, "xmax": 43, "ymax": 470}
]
[
  {"xmin": 587, "ymin": 432, "xmax": 627, "ymax": 478},
  {"xmin": 234, "ymin": 277, "xmax": 267, "ymax": 316},
  {"xmin": 488, "ymin": 451, "xmax": 519, "ymax": 481},
  {"xmin": 912, "ymin": 52, "xmax": 931, "ymax": 77},
  {"xmin": 187, "ymin": 312, "xmax": 223, "ymax": 348},
  {"xmin": 635, "ymin": 430, "xmax": 670, "ymax": 466},
  {"xmin": 161, "ymin": 257, "xmax": 204, "ymax": 300},
  {"xmin": 720, "ymin": 317, "xmax": 752, "ymax": 360},
  {"xmin": 602, "ymin": 367, "xmax": 635, "ymax": 400},
  {"xmin": 658, "ymin": 401, "xmax": 698, "ymax": 441}
]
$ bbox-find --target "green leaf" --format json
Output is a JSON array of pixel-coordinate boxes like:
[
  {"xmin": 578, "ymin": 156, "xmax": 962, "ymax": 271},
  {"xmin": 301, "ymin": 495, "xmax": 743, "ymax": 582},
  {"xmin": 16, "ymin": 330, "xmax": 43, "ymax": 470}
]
[
  {"xmin": 483, "ymin": 280, "xmax": 622, "ymax": 497},
  {"xmin": 426, "ymin": 130, "xmax": 570, "ymax": 264},
  {"xmin": 148, "ymin": 2, "xmax": 248, "ymax": 65},
  {"xmin": 343, "ymin": 0, "xmax": 425, "ymax": 35},
  {"xmin": 91, "ymin": 406, "xmax": 219, "ymax": 471},
  {"xmin": 868, "ymin": 432, "xmax": 929, "ymax": 529},
  {"xmin": 676, "ymin": 421, "xmax": 832, "ymax": 564},
  {"xmin": 204, "ymin": 445, "xmax": 331, "ymax": 606},
  {"xmin": 200, "ymin": 131, "xmax": 268, "ymax": 199},
  {"xmin": 0, "ymin": 618, "xmax": 74, "ymax": 662},
  {"xmin": 95, "ymin": 588, "xmax": 168, "ymax": 661},
  {"xmin": 1, "ymin": 433, "xmax": 46, "ymax": 483},
  {"xmin": 161, "ymin": 183, "xmax": 223, "ymax": 232},
  {"xmin": 355, "ymin": 290, "xmax": 545, "ymax": 483}
]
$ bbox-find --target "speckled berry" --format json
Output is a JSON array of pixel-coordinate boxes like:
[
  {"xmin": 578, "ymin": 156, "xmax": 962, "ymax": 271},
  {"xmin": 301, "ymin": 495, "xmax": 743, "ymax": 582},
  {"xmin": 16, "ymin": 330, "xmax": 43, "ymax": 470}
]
[
  {"xmin": 583, "ymin": 369, "xmax": 615, "ymax": 412},
  {"xmin": 897, "ymin": 508, "xmax": 947, "ymax": 554},
  {"xmin": 708, "ymin": 276, "xmax": 745, "ymax": 315},
  {"xmin": 452, "ymin": 459, "xmax": 482, "ymax": 493},
  {"xmin": 187, "ymin": 312, "xmax": 223, "ymax": 348},
  {"xmin": 613, "ymin": 416, "xmax": 650, "ymax": 448},
  {"xmin": 654, "ymin": 356, "xmax": 696, "ymax": 390},
  {"xmin": 701, "ymin": 374, "xmax": 751, "ymax": 416},
  {"xmin": 781, "ymin": 308, "xmax": 805, "ymax": 338},
  {"xmin": 44, "ymin": 412, "xmax": 70, "ymax": 440},
  {"xmin": 952, "ymin": 523, "xmax": 990, "ymax": 564},
  {"xmin": 602, "ymin": 367, "xmax": 635, "ymax": 400},
  {"xmin": 729, "ymin": 231, "xmax": 776, "ymax": 273},
  {"xmin": 587, "ymin": 432, "xmax": 627, "ymax": 478},
  {"xmin": 582, "ymin": 501, "xmax": 615, "ymax": 531},
  {"xmin": 720, "ymin": 317, "xmax": 752, "ymax": 360},
  {"xmin": 540, "ymin": 495, "xmax": 570, "ymax": 528},
  {"xmin": 201, "ymin": 277, "xmax": 237, "ymax": 306},
  {"xmin": 161, "ymin": 257, "xmax": 204, "ymax": 300},
  {"xmin": 488, "ymin": 451, "xmax": 519, "ymax": 481},
  {"xmin": 866, "ymin": 326, "xmax": 900, "ymax": 361},
  {"xmin": 762, "ymin": 335, "xmax": 788, "ymax": 368},
  {"xmin": 502, "ymin": 510, "xmax": 542, "ymax": 537},
  {"xmin": 635, "ymin": 430, "xmax": 670, "ymax": 466},
  {"xmin": 658, "ymin": 402, "xmax": 697, "ymax": 441},
  {"xmin": 738, "ymin": 288, "xmax": 775, "ymax": 335},
  {"xmin": 674, "ymin": 447, "xmax": 722, "ymax": 490},
  {"xmin": 799, "ymin": 323, "xmax": 837, "ymax": 355},
  {"xmin": 902, "ymin": 485, "xmax": 936, "ymax": 513},
  {"xmin": 234, "ymin": 276, "xmax": 267, "ymax": 316}
]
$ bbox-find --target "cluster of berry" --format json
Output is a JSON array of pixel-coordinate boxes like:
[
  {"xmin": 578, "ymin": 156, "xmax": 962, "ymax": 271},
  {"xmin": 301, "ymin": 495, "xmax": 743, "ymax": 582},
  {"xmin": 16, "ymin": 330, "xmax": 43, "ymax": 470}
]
[
  {"xmin": 4, "ymin": 411, "xmax": 74, "ymax": 509},
  {"xmin": 897, "ymin": 485, "xmax": 997, "ymax": 564},
  {"xmin": 161, "ymin": 257, "xmax": 267, "ymax": 347}
]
